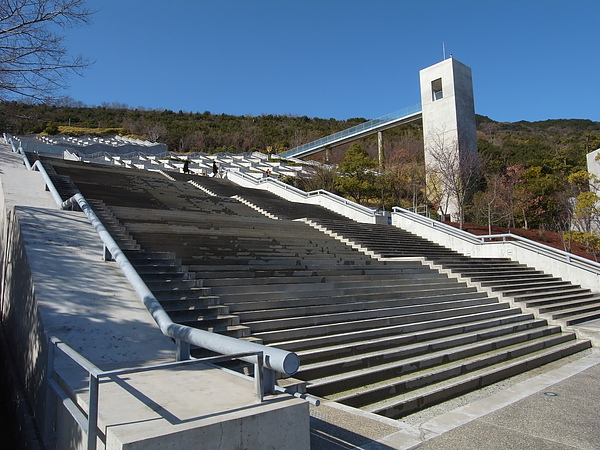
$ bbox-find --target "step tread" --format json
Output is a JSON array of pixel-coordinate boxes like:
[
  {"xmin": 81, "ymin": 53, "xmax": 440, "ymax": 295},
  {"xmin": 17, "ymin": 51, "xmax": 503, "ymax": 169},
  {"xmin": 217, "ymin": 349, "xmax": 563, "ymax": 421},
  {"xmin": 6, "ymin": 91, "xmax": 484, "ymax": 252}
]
[
  {"xmin": 297, "ymin": 318, "xmax": 548, "ymax": 370},
  {"xmin": 362, "ymin": 338, "xmax": 590, "ymax": 417},
  {"xmin": 308, "ymin": 327, "xmax": 566, "ymax": 392}
]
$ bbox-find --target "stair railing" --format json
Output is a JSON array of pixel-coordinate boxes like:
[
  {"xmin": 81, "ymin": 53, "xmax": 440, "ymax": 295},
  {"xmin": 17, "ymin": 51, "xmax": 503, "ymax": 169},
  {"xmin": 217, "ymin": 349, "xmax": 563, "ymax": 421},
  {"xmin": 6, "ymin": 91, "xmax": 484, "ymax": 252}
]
[
  {"xmin": 227, "ymin": 169, "xmax": 379, "ymax": 218},
  {"xmin": 25, "ymin": 155, "xmax": 301, "ymax": 393},
  {"xmin": 5, "ymin": 134, "xmax": 32, "ymax": 170},
  {"xmin": 45, "ymin": 336, "xmax": 267, "ymax": 450},
  {"xmin": 392, "ymin": 206, "xmax": 600, "ymax": 275}
]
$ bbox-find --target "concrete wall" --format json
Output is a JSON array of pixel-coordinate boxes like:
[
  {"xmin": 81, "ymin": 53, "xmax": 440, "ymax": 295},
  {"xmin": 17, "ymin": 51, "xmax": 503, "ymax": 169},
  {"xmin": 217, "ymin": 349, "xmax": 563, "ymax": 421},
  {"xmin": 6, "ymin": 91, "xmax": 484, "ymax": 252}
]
[
  {"xmin": 0, "ymin": 207, "xmax": 49, "ymax": 442},
  {"xmin": 586, "ymin": 148, "xmax": 600, "ymax": 180}
]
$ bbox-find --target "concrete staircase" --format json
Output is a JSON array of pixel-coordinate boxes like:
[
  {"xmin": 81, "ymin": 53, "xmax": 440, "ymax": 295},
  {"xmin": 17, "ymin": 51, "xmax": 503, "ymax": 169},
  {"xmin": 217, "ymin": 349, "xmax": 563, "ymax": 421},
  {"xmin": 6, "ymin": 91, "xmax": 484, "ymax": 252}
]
[
  {"xmin": 86, "ymin": 199, "xmax": 250, "ymax": 339},
  {"xmin": 308, "ymin": 218, "xmax": 600, "ymax": 327},
  {"xmin": 42, "ymin": 157, "xmax": 592, "ymax": 419}
]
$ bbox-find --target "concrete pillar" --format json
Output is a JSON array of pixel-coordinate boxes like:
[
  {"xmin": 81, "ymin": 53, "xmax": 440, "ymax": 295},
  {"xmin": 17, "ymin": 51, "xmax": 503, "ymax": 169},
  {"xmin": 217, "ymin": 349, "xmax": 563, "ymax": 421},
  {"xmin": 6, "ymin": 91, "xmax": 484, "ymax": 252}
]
[
  {"xmin": 377, "ymin": 131, "xmax": 384, "ymax": 171},
  {"xmin": 420, "ymin": 57, "xmax": 477, "ymax": 221}
]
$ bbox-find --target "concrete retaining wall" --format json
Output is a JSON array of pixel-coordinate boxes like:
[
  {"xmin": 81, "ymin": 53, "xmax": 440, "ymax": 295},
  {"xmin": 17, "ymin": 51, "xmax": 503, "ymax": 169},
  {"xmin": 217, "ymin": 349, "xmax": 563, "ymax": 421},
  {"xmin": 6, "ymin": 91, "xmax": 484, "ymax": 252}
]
[{"xmin": 0, "ymin": 206, "xmax": 49, "ymax": 445}]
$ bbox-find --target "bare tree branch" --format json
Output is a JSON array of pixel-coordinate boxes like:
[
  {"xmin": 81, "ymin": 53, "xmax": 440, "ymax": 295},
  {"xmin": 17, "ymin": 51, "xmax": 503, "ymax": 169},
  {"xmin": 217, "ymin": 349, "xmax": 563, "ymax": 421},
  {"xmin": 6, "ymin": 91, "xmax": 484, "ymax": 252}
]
[
  {"xmin": 0, "ymin": 0, "xmax": 92, "ymax": 102},
  {"xmin": 426, "ymin": 128, "xmax": 481, "ymax": 228}
]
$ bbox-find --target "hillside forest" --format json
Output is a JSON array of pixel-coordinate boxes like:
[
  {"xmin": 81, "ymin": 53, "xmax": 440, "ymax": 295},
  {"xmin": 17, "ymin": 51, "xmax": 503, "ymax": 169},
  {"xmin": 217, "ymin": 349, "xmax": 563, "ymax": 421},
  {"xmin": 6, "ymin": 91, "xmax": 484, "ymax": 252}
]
[{"xmin": 2, "ymin": 100, "xmax": 600, "ymax": 257}]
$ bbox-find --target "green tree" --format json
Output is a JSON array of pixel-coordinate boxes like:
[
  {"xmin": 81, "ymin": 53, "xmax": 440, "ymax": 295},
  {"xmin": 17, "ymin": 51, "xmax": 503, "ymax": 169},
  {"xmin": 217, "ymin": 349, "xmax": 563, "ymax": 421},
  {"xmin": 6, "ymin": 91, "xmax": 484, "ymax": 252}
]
[
  {"xmin": 43, "ymin": 121, "xmax": 59, "ymax": 135},
  {"xmin": 336, "ymin": 143, "xmax": 377, "ymax": 204}
]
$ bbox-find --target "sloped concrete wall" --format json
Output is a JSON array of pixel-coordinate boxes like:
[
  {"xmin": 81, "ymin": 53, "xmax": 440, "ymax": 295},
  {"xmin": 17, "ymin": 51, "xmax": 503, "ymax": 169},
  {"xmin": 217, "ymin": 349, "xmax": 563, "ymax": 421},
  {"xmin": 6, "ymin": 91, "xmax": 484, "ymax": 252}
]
[{"xmin": 0, "ymin": 206, "xmax": 49, "ymax": 442}]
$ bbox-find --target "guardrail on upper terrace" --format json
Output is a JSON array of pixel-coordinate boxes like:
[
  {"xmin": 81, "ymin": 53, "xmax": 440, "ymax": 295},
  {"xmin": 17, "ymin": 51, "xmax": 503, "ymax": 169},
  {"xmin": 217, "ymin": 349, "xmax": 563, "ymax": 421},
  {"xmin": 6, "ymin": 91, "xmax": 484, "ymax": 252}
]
[
  {"xmin": 227, "ymin": 169, "xmax": 380, "ymax": 219},
  {"xmin": 392, "ymin": 206, "xmax": 600, "ymax": 276}
]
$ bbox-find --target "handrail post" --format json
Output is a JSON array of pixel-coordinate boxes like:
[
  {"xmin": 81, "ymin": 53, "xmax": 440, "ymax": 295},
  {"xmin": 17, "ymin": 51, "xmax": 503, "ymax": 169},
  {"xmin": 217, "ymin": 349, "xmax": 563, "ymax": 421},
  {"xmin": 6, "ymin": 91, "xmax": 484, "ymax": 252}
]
[
  {"xmin": 44, "ymin": 340, "xmax": 57, "ymax": 449},
  {"xmin": 176, "ymin": 340, "xmax": 191, "ymax": 361},
  {"xmin": 87, "ymin": 373, "xmax": 99, "ymax": 450},
  {"xmin": 262, "ymin": 366, "xmax": 275, "ymax": 399},
  {"xmin": 254, "ymin": 352, "xmax": 264, "ymax": 402}
]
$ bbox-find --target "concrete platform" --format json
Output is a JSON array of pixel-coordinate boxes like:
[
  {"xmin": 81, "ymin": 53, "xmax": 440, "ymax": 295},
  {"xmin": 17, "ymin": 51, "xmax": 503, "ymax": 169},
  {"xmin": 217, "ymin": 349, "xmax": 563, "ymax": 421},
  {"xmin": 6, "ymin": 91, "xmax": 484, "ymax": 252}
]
[{"xmin": 0, "ymin": 143, "xmax": 309, "ymax": 449}]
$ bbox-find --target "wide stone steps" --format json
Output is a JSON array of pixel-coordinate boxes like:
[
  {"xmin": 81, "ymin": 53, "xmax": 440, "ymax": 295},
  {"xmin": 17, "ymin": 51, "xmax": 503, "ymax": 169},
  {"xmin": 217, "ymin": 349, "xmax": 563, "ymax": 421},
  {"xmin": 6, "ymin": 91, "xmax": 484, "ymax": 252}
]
[
  {"xmin": 44, "ymin": 158, "xmax": 594, "ymax": 421},
  {"xmin": 209, "ymin": 273, "xmax": 449, "ymax": 296},
  {"xmin": 243, "ymin": 298, "xmax": 502, "ymax": 333},
  {"xmin": 296, "ymin": 315, "xmax": 547, "ymax": 365},
  {"xmin": 360, "ymin": 336, "xmax": 589, "ymax": 419},
  {"xmin": 310, "ymin": 329, "xmax": 586, "ymax": 419},
  {"xmin": 235, "ymin": 295, "xmax": 497, "ymax": 324},
  {"xmin": 252, "ymin": 303, "xmax": 514, "ymax": 344},
  {"xmin": 559, "ymin": 307, "xmax": 600, "ymax": 326},
  {"xmin": 218, "ymin": 282, "xmax": 479, "ymax": 304},
  {"xmin": 185, "ymin": 256, "xmax": 372, "ymax": 267},
  {"xmin": 508, "ymin": 286, "xmax": 590, "ymax": 302},
  {"xmin": 226, "ymin": 291, "xmax": 489, "ymax": 314},
  {"xmin": 143, "ymin": 279, "xmax": 204, "ymax": 290},
  {"xmin": 136, "ymin": 269, "xmax": 192, "ymax": 280},
  {"xmin": 297, "ymin": 318, "xmax": 550, "ymax": 381},
  {"xmin": 159, "ymin": 296, "xmax": 222, "ymax": 310},
  {"xmin": 307, "ymin": 327, "xmax": 569, "ymax": 398},
  {"xmin": 309, "ymin": 217, "xmax": 600, "ymax": 326},
  {"xmin": 444, "ymin": 266, "xmax": 540, "ymax": 277},
  {"xmin": 477, "ymin": 274, "xmax": 558, "ymax": 285},
  {"xmin": 544, "ymin": 300, "xmax": 600, "ymax": 320},
  {"xmin": 523, "ymin": 291, "xmax": 599, "ymax": 309},
  {"xmin": 487, "ymin": 279, "xmax": 573, "ymax": 293},
  {"xmin": 270, "ymin": 309, "xmax": 530, "ymax": 352},
  {"xmin": 168, "ymin": 307, "xmax": 233, "ymax": 323},
  {"xmin": 200, "ymin": 269, "xmax": 432, "ymax": 287},
  {"xmin": 187, "ymin": 259, "xmax": 385, "ymax": 272}
]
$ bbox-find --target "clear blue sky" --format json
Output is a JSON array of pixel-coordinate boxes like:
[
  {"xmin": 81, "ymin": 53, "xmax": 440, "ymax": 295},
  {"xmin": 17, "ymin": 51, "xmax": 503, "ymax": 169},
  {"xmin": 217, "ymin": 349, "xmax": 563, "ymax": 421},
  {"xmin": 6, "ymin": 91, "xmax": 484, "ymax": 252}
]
[{"xmin": 64, "ymin": 0, "xmax": 600, "ymax": 123}]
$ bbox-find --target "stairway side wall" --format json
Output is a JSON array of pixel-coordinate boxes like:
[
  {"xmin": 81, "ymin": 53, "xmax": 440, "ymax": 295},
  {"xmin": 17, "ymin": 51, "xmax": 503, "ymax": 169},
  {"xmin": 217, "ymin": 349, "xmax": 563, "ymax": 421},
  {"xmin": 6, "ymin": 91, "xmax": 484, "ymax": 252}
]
[
  {"xmin": 0, "ymin": 205, "xmax": 50, "ymax": 442},
  {"xmin": 393, "ymin": 212, "xmax": 600, "ymax": 292}
]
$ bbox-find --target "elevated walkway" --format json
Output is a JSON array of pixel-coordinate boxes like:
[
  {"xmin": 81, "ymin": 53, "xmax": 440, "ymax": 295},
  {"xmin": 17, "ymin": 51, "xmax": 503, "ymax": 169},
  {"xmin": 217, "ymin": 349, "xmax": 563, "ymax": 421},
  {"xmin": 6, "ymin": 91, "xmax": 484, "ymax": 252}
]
[{"xmin": 279, "ymin": 104, "xmax": 422, "ymax": 159}]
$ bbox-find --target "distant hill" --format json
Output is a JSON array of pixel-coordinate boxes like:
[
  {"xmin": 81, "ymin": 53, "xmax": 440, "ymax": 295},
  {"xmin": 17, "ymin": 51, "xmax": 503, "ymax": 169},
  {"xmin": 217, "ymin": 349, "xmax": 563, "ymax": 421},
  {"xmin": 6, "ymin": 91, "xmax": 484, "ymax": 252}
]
[
  {"xmin": 3, "ymin": 100, "xmax": 600, "ymax": 234},
  {"xmin": 1, "ymin": 101, "xmax": 599, "ymax": 165}
]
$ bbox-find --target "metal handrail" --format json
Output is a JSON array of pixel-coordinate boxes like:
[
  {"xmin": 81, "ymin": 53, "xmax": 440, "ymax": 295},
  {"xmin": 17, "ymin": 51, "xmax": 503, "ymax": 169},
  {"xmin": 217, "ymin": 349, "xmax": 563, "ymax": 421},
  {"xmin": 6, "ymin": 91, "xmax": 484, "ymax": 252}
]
[
  {"xmin": 46, "ymin": 336, "xmax": 267, "ymax": 450},
  {"xmin": 392, "ymin": 206, "xmax": 600, "ymax": 275},
  {"xmin": 25, "ymin": 155, "xmax": 300, "ymax": 379},
  {"xmin": 229, "ymin": 170, "xmax": 378, "ymax": 217},
  {"xmin": 5, "ymin": 134, "xmax": 32, "ymax": 170}
]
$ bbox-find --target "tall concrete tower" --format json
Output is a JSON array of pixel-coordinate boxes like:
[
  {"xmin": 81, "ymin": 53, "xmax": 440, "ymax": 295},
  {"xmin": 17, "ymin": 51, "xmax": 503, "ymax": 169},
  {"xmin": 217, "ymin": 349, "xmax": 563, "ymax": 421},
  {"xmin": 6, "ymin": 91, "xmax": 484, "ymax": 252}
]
[{"xmin": 420, "ymin": 57, "xmax": 477, "ymax": 221}]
